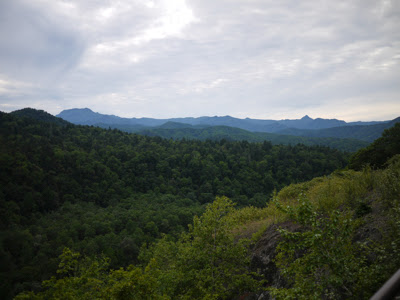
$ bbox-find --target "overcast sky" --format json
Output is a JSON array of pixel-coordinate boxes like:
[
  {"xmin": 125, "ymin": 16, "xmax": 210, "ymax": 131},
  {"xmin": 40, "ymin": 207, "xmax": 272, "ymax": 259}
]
[{"xmin": 0, "ymin": 0, "xmax": 399, "ymax": 121}]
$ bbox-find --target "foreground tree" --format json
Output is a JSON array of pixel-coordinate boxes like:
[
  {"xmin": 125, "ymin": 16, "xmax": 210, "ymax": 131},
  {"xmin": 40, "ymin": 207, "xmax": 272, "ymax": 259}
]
[
  {"xmin": 147, "ymin": 196, "xmax": 263, "ymax": 299},
  {"xmin": 270, "ymin": 196, "xmax": 364, "ymax": 299},
  {"xmin": 16, "ymin": 197, "xmax": 262, "ymax": 299}
]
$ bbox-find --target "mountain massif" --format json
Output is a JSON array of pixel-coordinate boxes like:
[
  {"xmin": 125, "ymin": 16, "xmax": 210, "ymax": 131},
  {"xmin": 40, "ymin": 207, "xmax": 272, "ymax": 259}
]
[
  {"xmin": 57, "ymin": 108, "xmax": 386, "ymax": 132},
  {"xmin": 56, "ymin": 108, "xmax": 399, "ymax": 152}
]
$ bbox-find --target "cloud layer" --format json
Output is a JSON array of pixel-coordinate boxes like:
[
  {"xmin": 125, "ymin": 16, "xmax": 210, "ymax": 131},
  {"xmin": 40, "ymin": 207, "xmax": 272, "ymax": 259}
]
[{"xmin": 0, "ymin": 0, "xmax": 399, "ymax": 121}]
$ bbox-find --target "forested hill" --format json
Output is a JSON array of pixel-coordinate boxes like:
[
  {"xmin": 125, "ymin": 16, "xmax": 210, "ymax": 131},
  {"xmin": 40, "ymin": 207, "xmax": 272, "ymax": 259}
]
[
  {"xmin": 0, "ymin": 109, "xmax": 349, "ymax": 212},
  {"xmin": 349, "ymin": 121, "xmax": 400, "ymax": 169},
  {"xmin": 0, "ymin": 109, "xmax": 349, "ymax": 299},
  {"xmin": 278, "ymin": 116, "xmax": 400, "ymax": 142},
  {"xmin": 134, "ymin": 124, "xmax": 368, "ymax": 152},
  {"xmin": 10, "ymin": 108, "xmax": 70, "ymax": 126},
  {"xmin": 10, "ymin": 110, "xmax": 400, "ymax": 300}
]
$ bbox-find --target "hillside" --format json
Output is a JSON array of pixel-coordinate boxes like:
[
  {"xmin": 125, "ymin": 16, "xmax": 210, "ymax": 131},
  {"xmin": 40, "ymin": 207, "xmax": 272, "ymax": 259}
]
[
  {"xmin": 349, "ymin": 122, "xmax": 400, "ymax": 169},
  {"xmin": 3, "ymin": 108, "xmax": 400, "ymax": 299},
  {"xmin": 57, "ymin": 108, "xmax": 399, "ymax": 150},
  {"xmin": 250, "ymin": 155, "xmax": 400, "ymax": 299},
  {"xmin": 11, "ymin": 108, "xmax": 70, "ymax": 126},
  {"xmin": 92, "ymin": 121, "xmax": 369, "ymax": 152},
  {"xmin": 0, "ymin": 109, "xmax": 350, "ymax": 299},
  {"xmin": 137, "ymin": 125, "xmax": 369, "ymax": 152},
  {"xmin": 278, "ymin": 117, "xmax": 400, "ymax": 142},
  {"xmin": 16, "ymin": 154, "xmax": 400, "ymax": 299}
]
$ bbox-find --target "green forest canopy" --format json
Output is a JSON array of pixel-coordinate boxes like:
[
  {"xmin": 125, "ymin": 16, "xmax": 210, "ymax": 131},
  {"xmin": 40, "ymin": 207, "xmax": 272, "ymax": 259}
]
[
  {"xmin": 1, "ymin": 108, "xmax": 399, "ymax": 299},
  {"xmin": 15, "ymin": 156, "xmax": 400, "ymax": 299}
]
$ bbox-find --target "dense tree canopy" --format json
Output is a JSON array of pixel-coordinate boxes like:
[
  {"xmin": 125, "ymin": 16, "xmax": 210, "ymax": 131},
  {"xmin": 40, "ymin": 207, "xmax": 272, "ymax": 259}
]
[
  {"xmin": 0, "ymin": 110, "xmax": 349, "ymax": 298},
  {"xmin": 107, "ymin": 124, "xmax": 369, "ymax": 152},
  {"xmin": 15, "ymin": 158, "xmax": 400, "ymax": 299},
  {"xmin": 268, "ymin": 155, "xmax": 400, "ymax": 299},
  {"xmin": 349, "ymin": 122, "xmax": 400, "ymax": 170}
]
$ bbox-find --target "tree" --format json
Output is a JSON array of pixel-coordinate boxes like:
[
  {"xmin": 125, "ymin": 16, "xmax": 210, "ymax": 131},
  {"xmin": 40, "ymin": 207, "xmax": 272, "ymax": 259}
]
[
  {"xmin": 15, "ymin": 248, "xmax": 167, "ymax": 300},
  {"xmin": 148, "ymin": 196, "xmax": 262, "ymax": 299},
  {"xmin": 349, "ymin": 122, "xmax": 400, "ymax": 170},
  {"xmin": 270, "ymin": 195, "xmax": 365, "ymax": 299}
]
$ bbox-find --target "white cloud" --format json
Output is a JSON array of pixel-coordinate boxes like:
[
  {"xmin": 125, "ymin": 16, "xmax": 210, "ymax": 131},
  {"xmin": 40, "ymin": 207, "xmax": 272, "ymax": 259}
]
[
  {"xmin": 0, "ymin": 0, "xmax": 399, "ymax": 121},
  {"xmin": 135, "ymin": 0, "xmax": 196, "ymax": 43}
]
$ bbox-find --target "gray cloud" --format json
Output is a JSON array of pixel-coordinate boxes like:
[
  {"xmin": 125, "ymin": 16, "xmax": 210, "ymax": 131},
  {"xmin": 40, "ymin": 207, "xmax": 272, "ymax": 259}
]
[
  {"xmin": 0, "ymin": 0, "xmax": 85, "ymax": 83},
  {"xmin": 0, "ymin": 0, "xmax": 399, "ymax": 121}
]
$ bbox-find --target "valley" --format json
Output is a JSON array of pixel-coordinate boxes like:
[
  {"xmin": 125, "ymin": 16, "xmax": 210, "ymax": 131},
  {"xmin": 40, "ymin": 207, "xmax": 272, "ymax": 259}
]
[{"xmin": 1, "ymin": 108, "xmax": 399, "ymax": 299}]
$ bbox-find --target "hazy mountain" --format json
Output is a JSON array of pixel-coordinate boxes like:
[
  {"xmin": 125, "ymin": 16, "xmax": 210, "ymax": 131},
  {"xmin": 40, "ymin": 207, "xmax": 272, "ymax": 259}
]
[
  {"xmin": 57, "ymin": 108, "xmax": 167, "ymax": 126},
  {"xmin": 57, "ymin": 108, "xmax": 387, "ymax": 133},
  {"xmin": 55, "ymin": 108, "xmax": 399, "ymax": 145},
  {"xmin": 138, "ymin": 125, "xmax": 369, "ymax": 152},
  {"xmin": 278, "ymin": 115, "xmax": 346, "ymax": 129},
  {"xmin": 157, "ymin": 121, "xmax": 209, "ymax": 130},
  {"xmin": 277, "ymin": 117, "xmax": 400, "ymax": 142}
]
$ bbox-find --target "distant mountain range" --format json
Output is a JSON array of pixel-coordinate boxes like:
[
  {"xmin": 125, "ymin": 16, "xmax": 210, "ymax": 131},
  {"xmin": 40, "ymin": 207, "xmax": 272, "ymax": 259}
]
[
  {"xmin": 276, "ymin": 120, "xmax": 400, "ymax": 142},
  {"xmin": 57, "ymin": 108, "xmax": 399, "ymax": 140},
  {"xmin": 8, "ymin": 107, "xmax": 398, "ymax": 152},
  {"xmin": 57, "ymin": 108, "xmax": 385, "ymax": 133}
]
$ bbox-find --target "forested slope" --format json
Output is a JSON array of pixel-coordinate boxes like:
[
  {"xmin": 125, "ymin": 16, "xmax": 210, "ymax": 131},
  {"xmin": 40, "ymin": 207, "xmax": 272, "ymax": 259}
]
[
  {"xmin": 0, "ymin": 109, "xmax": 349, "ymax": 299},
  {"xmin": 349, "ymin": 122, "xmax": 400, "ymax": 170},
  {"xmin": 252, "ymin": 154, "xmax": 400, "ymax": 299},
  {"xmin": 58, "ymin": 108, "xmax": 390, "ymax": 152},
  {"xmin": 3, "ymin": 109, "xmax": 400, "ymax": 299},
  {"xmin": 91, "ymin": 122, "xmax": 369, "ymax": 152},
  {"xmin": 136, "ymin": 125, "xmax": 369, "ymax": 152},
  {"xmin": 16, "ymin": 155, "xmax": 400, "ymax": 299},
  {"xmin": 278, "ymin": 116, "xmax": 400, "ymax": 142}
]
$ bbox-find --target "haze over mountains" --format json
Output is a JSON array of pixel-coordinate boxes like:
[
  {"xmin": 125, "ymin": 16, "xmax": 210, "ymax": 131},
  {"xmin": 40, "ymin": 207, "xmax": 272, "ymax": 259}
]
[
  {"xmin": 56, "ymin": 109, "xmax": 400, "ymax": 149},
  {"xmin": 57, "ymin": 108, "xmax": 385, "ymax": 132}
]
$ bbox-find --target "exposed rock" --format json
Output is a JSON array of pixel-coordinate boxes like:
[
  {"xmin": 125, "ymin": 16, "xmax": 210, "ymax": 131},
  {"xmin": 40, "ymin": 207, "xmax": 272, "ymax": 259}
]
[{"xmin": 249, "ymin": 221, "xmax": 302, "ymax": 300}]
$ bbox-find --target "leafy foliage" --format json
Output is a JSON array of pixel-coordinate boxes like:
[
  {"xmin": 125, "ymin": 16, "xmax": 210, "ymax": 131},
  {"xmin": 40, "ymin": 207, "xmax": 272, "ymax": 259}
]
[
  {"xmin": 270, "ymin": 196, "xmax": 363, "ymax": 299},
  {"xmin": 15, "ymin": 247, "xmax": 166, "ymax": 300},
  {"xmin": 16, "ymin": 158, "xmax": 400, "ymax": 299},
  {"xmin": 146, "ymin": 196, "xmax": 263, "ymax": 299},
  {"xmin": 16, "ymin": 197, "xmax": 263, "ymax": 299},
  {"xmin": 4, "ymin": 108, "xmax": 399, "ymax": 299},
  {"xmin": 268, "ymin": 156, "xmax": 400, "ymax": 299},
  {"xmin": 106, "ymin": 124, "xmax": 369, "ymax": 152},
  {"xmin": 349, "ymin": 122, "xmax": 400, "ymax": 170},
  {"xmin": 0, "ymin": 110, "xmax": 348, "ymax": 298}
]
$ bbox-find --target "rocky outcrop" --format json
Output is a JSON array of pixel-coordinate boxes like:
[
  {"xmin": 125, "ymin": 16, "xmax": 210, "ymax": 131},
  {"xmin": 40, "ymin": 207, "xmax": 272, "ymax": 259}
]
[{"xmin": 249, "ymin": 221, "xmax": 302, "ymax": 300}]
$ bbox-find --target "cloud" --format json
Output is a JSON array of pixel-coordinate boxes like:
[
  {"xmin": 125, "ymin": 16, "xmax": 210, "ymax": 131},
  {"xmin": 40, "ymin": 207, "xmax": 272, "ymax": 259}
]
[
  {"xmin": 0, "ymin": 0, "xmax": 399, "ymax": 121},
  {"xmin": 0, "ymin": 0, "xmax": 85, "ymax": 84}
]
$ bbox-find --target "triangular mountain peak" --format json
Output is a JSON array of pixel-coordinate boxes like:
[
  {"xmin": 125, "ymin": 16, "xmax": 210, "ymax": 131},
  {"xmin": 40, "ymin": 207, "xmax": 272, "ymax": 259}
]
[{"xmin": 301, "ymin": 115, "xmax": 313, "ymax": 120}]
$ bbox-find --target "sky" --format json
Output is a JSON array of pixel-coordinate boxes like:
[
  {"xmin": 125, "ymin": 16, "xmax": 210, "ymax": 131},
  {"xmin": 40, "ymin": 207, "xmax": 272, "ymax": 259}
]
[{"xmin": 0, "ymin": 0, "xmax": 399, "ymax": 121}]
